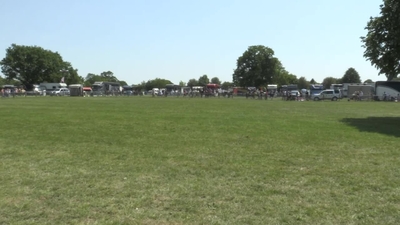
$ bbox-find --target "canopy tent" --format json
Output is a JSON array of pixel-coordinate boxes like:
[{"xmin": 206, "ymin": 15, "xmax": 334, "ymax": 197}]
[{"xmin": 206, "ymin": 83, "xmax": 220, "ymax": 88}]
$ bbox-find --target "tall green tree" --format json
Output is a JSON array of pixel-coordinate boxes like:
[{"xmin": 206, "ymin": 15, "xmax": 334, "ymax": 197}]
[
  {"xmin": 210, "ymin": 77, "xmax": 221, "ymax": 85},
  {"xmin": 360, "ymin": 0, "xmax": 400, "ymax": 80},
  {"xmin": 309, "ymin": 78, "xmax": 317, "ymax": 84},
  {"xmin": 341, "ymin": 67, "xmax": 361, "ymax": 83},
  {"xmin": 100, "ymin": 71, "xmax": 118, "ymax": 82},
  {"xmin": 145, "ymin": 78, "xmax": 172, "ymax": 90},
  {"xmin": 187, "ymin": 78, "xmax": 198, "ymax": 87},
  {"xmin": 63, "ymin": 61, "xmax": 84, "ymax": 84},
  {"xmin": 198, "ymin": 74, "xmax": 209, "ymax": 86},
  {"xmin": 84, "ymin": 73, "xmax": 98, "ymax": 86},
  {"xmin": 273, "ymin": 63, "xmax": 298, "ymax": 87},
  {"xmin": 119, "ymin": 81, "xmax": 128, "ymax": 86},
  {"xmin": 134, "ymin": 81, "xmax": 146, "ymax": 91},
  {"xmin": 297, "ymin": 77, "xmax": 309, "ymax": 89},
  {"xmin": 179, "ymin": 81, "xmax": 186, "ymax": 86},
  {"xmin": 83, "ymin": 71, "xmax": 123, "ymax": 86},
  {"xmin": 221, "ymin": 81, "xmax": 233, "ymax": 89},
  {"xmin": 0, "ymin": 44, "xmax": 66, "ymax": 87},
  {"xmin": 233, "ymin": 45, "xmax": 282, "ymax": 88},
  {"xmin": 322, "ymin": 77, "xmax": 338, "ymax": 89},
  {"xmin": 364, "ymin": 79, "xmax": 374, "ymax": 83}
]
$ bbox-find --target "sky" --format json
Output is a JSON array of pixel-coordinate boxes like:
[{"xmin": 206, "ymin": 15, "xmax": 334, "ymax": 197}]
[{"xmin": 0, "ymin": 0, "xmax": 385, "ymax": 85}]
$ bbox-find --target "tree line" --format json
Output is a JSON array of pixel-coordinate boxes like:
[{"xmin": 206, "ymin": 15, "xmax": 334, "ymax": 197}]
[
  {"xmin": 1, "ymin": 0, "xmax": 399, "ymax": 90},
  {"xmin": 0, "ymin": 44, "xmax": 130, "ymax": 89},
  {"xmin": 0, "ymin": 43, "xmax": 376, "ymax": 91}
]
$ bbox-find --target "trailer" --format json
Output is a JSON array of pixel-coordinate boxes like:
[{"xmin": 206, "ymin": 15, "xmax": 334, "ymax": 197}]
[
  {"xmin": 287, "ymin": 84, "xmax": 298, "ymax": 91},
  {"xmin": 347, "ymin": 85, "xmax": 374, "ymax": 100},
  {"xmin": 165, "ymin": 84, "xmax": 181, "ymax": 96},
  {"xmin": 39, "ymin": 83, "xmax": 67, "ymax": 92},
  {"xmin": 91, "ymin": 81, "xmax": 121, "ymax": 96},
  {"xmin": 309, "ymin": 84, "xmax": 324, "ymax": 99},
  {"xmin": 375, "ymin": 81, "xmax": 400, "ymax": 101},
  {"xmin": 69, "ymin": 84, "xmax": 84, "ymax": 96},
  {"xmin": 330, "ymin": 84, "xmax": 343, "ymax": 90},
  {"xmin": 279, "ymin": 84, "xmax": 297, "ymax": 97},
  {"xmin": 122, "ymin": 85, "xmax": 134, "ymax": 96},
  {"xmin": 267, "ymin": 84, "xmax": 278, "ymax": 97},
  {"xmin": 342, "ymin": 83, "xmax": 364, "ymax": 97}
]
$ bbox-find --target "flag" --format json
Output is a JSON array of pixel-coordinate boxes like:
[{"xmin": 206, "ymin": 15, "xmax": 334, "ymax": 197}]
[{"xmin": 60, "ymin": 77, "xmax": 64, "ymax": 83}]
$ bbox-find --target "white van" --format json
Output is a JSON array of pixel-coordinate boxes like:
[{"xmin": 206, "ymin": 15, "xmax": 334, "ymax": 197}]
[{"xmin": 313, "ymin": 89, "xmax": 341, "ymax": 101}]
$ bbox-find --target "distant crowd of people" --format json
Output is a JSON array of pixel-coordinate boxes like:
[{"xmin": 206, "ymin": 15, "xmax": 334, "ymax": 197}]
[
  {"xmin": 350, "ymin": 90, "xmax": 365, "ymax": 101},
  {"xmin": 382, "ymin": 92, "xmax": 400, "ymax": 101},
  {"xmin": 1, "ymin": 87, "xmax": 26, "ymax": 97}
]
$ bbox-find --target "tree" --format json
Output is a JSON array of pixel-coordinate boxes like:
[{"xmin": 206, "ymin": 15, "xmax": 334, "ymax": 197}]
[
  {"xmin": 309, "ymin": 78, "xmax": 317, "ymax": 84},
  {"xmin": 83, "ymin": 73, "xmax": 98, "ymax": 86},
  {"xmin": 145, "ymin": 78, "xmax": 172, "ymax": 90},
  {"xmin": 63, "ymin": 61, "xmax": 84, "ymax": 85},
  {"xmin": 360, "ymin": 0, "xmax": 400, "ymax": 80},
  {"xmin": 341, "ymin": 67, "xmax": 361, "ymax": 83},
  {"xmin": 297, "ymin": 77, "xmax": 309, "ymax": 89},
  {"xmin": 198, "ymin": 74, "xmax": 209, "ymax": 86},
  {"xmin": 134, "ymin": 81, "xmax": 146, "ymax": 91},
  {"xmin": 210, "ymin": 77, "xmax": 221, "ymax": 85},
  {"xmin": 0, "ymin": 44, "xmax": 66, "ymax": 87},
  {"xmin": 322, "ymin": 77, "xmax": 338, "ymax": 89},
  {"xmin": 364, "ymin": 79, "xmax": 374, "ymax": 83},
  {"xmin": 119, "ymin": 81, "xmax": 128, "ymax": 86},
  {"xmin": 0, "ymin": 76, "xmax": 19, "ymax": 86},
  {"xmin": 274, "ymin": 64, "xmax": 298, "ymax": 87},
  {"xmin": 221, "ymin": 81, "xmax": 233, "ymax": 89},
  {"xmin": 187, "ymin": 78, "xmax": 198, "ymax": 87},
  {"xmin": 0, "ymin": 75, "xmax": 20, "ymax": 86},
  {"xmin": 179, "ymin": 80, "xmax": 186, "ymax": 86},
  {"xmin": 100, "ymin": 71, "xmax": 118, "ymax": 82},
  {"xmin": 233, "ymin": 45, "xmax": 282, "ymax": 88},
  {"xmin": 83, "ymin": 71, "xmax": 122, "ymax": 86}
]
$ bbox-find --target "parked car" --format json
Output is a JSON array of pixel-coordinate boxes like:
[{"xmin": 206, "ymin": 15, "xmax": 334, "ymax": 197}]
[
  {"xmin": 288, "ymin": 90, "xmax": 300, "ymax": 100},
  {"xmin": 50, "ymin": 88, "xmax": 70, "ymax": 96},
  {"xmin": 313, "ymin": 89, "xmax": 341, "ymax": 101}
]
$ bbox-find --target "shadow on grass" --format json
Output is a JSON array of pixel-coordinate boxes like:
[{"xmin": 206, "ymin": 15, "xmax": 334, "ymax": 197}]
[{"xmin": 341, "ymin": 117, "xmax": 400, "ymax": 138}]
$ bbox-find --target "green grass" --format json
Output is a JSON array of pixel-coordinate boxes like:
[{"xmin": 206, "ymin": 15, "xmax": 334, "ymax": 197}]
[{"xmin": 1, "ymin": 96, "xmax": 400, "ymax": 224}]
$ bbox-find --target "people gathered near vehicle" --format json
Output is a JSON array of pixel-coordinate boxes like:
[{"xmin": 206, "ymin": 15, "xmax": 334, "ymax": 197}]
[{"xmin": 2, "ymin": 82, "xmax": 399, "ymax": 103}]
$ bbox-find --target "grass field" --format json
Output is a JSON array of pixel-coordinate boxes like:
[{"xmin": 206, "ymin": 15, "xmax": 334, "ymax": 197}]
[{"xmin": 1, "ymin": 96, "xmax": 400, "ymax": 224}]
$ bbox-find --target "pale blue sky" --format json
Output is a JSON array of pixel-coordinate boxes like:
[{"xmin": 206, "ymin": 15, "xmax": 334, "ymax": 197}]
[{"xmin": 0, "ymin": 0, "xmax": 384, "ymax": 85}]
